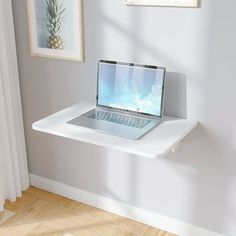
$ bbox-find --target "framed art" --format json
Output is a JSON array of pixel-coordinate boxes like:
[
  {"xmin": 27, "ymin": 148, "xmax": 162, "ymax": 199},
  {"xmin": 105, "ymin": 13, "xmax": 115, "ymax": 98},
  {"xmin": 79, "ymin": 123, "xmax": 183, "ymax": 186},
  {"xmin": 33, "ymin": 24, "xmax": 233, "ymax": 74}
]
[
  {"xmin": 123, "ymin": 0, "xmax": 198, "ymax": 7},
  {"xmin": 27, "ymin": 0, "xmax": 84, "ymax": 61}
]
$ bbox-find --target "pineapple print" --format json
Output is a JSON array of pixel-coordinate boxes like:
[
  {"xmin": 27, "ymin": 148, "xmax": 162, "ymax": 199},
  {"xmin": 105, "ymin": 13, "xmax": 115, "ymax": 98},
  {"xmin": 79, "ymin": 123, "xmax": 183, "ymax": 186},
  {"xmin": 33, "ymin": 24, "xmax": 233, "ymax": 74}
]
[
  {"xmin": 46, "ymin": 0, "xmax": 66, "ymax": 50},
  {"xmin": 48, "ymin": 35, "xmax": 64, "ymax": 50}
]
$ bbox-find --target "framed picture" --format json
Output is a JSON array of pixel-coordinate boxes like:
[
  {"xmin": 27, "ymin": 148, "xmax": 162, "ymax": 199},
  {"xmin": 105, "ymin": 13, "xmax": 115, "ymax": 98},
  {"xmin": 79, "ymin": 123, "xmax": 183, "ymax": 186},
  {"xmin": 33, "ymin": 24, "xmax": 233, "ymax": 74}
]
[
  {"xmin": 27, "ymin": 0, "xmax": 84, "ymax": 61},
  {"xmin": 123, "ymin": 0, "xmax": 198, "ymax": 7}
]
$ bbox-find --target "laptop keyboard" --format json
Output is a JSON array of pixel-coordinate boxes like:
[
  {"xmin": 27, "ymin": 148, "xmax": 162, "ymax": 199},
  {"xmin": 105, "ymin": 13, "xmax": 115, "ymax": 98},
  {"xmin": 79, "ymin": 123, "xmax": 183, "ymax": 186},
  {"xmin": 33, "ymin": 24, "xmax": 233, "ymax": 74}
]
[{"xmin": 88, "ymin": 110, "xmax": 150, "ymax": 129}]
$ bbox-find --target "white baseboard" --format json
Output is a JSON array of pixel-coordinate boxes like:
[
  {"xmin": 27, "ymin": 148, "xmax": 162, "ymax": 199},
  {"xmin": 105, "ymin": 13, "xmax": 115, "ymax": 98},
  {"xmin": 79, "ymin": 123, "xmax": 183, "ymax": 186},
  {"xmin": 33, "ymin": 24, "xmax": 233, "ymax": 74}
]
[
  {"xmin": 29, "ymin": 174, "xmax": 223, "ymax": 236},
  {"xmin": 0, "ymin": 210, "xmax": 15, "ymax": 225}
]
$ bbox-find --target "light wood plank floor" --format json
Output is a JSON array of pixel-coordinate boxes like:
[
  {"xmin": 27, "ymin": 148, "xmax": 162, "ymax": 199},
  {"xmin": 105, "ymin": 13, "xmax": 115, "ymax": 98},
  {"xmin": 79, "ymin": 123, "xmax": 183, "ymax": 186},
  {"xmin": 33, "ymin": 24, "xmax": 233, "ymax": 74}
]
[{"xmin": 0, "ymin": 187, "xmax": 177, "ymax": 236}]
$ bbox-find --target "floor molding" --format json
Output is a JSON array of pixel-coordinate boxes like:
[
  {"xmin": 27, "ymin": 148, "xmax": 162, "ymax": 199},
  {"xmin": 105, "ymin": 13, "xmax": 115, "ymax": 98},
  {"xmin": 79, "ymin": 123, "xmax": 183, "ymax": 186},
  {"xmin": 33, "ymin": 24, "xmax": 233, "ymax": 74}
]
[{"xmin": 29, "ymin": 174, "xmax": 223, "ymax": 236}]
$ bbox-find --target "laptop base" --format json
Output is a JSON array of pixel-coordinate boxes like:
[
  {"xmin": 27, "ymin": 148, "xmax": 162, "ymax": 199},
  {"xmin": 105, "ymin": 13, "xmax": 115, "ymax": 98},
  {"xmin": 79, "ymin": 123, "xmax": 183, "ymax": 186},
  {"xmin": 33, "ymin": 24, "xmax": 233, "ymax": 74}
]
[{"xmin": 68, "ymin": 109, "xmax": 161, "ymax": 140}]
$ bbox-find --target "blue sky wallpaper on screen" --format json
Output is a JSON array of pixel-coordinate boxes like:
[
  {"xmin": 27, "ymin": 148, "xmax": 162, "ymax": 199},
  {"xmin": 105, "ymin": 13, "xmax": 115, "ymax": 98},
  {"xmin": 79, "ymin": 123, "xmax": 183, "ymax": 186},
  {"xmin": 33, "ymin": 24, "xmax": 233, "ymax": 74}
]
[{"xmin": 98, "ymin": 63, "xmax": 164, "ymax": 116}]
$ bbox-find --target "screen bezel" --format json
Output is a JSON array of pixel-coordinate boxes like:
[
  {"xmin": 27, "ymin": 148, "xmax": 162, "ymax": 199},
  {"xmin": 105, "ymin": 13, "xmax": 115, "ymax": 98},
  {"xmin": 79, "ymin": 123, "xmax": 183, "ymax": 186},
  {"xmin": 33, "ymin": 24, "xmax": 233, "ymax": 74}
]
[{"xmin": 96, "ymin": 60, "xmax": 166, "ymax": 118}]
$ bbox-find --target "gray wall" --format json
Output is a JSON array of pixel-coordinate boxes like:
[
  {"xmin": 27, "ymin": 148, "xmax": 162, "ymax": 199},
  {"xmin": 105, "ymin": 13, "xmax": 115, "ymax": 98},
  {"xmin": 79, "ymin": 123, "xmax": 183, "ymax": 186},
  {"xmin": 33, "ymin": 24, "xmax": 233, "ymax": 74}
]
[{"xmin": 12, "ymin": 0, "xmax": 236, "ymax": 235}]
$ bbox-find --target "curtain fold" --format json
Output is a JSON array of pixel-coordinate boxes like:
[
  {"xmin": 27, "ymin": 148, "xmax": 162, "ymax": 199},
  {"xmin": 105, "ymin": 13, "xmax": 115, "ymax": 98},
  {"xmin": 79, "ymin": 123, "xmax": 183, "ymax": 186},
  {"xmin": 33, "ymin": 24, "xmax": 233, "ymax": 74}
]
[{"xmin": 0, "ymin": 0, "xmax": 29, "ymax": 211}]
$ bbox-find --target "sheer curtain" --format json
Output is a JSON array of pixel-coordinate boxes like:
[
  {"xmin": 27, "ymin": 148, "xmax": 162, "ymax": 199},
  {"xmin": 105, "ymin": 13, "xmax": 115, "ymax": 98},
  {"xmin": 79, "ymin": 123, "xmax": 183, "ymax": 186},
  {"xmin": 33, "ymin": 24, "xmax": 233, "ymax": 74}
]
[{"xmin": 0, "ymin": 0, "xmax": 29, "ymax": 211}]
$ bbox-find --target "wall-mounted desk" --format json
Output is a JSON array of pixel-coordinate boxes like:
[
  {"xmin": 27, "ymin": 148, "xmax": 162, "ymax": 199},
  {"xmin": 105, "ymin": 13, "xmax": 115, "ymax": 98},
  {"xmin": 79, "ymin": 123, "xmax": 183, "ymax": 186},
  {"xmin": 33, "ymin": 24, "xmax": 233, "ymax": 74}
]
[{"xmin": 32, "ymin": 101, "xmax": 197, "ymax": 159}]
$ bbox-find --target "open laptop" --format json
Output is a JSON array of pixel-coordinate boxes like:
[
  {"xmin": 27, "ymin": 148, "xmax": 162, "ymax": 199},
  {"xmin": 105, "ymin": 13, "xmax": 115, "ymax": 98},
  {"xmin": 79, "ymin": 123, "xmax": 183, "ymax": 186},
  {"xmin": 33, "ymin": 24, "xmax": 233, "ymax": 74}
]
[{"xmin": 68, "ymin": 60, "xmax": 166, "ymax": 140}]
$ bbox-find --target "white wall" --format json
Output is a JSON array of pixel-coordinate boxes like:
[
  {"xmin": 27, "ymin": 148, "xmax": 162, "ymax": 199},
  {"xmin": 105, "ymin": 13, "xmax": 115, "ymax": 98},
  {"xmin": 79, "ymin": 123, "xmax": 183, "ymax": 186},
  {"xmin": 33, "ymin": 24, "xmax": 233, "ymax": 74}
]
[{"xmin": 12, "ymin": 0, "xmax": 236, "ymax": 235}]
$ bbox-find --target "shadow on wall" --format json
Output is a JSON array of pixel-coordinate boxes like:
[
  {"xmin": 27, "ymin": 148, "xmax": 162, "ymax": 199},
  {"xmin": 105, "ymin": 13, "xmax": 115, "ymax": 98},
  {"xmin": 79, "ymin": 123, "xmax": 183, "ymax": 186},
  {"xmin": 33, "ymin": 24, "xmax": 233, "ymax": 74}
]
[
  {"xmin": 163, "ymin": 72, "xmax": 187, "ymax": 119},
  {"xmin": 164, "ymin": 124, "xmax": 236, "ymax": 235},
  {"xmin": 234, "ymin": 123, "xmax": 236, "ymax": 150},
  {"xmin": 95, "ymin": 4, "xmax": 188, "ymax": 120},
  {"xmin": 164, "ymin": 1, "xmax": 236, "ymax": 234}
]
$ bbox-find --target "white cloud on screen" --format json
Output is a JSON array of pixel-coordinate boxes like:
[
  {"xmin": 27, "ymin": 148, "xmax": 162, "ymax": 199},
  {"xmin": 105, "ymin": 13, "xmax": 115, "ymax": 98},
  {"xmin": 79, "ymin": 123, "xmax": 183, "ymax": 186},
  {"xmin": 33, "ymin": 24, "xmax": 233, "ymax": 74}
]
[{"xmin": 109, "ymin": 84, "xmax": 162, "ymax": 115}]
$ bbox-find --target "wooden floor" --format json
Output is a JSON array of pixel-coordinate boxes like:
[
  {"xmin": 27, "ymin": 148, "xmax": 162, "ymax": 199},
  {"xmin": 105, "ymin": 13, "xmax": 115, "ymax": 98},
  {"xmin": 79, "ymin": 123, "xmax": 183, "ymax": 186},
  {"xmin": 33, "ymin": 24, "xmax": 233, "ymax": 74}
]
[{"xmin": 0, "ymin": 187, "xmax": 177, "ymax": 236}]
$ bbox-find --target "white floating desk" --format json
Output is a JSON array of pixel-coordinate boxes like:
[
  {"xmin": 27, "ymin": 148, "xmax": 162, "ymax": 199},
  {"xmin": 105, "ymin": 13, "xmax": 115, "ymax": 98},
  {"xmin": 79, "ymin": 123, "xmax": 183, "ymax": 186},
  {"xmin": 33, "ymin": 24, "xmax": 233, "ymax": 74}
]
[{"xmin": 32, "ymin": 101, "xmax": 197, "ymax": 159}]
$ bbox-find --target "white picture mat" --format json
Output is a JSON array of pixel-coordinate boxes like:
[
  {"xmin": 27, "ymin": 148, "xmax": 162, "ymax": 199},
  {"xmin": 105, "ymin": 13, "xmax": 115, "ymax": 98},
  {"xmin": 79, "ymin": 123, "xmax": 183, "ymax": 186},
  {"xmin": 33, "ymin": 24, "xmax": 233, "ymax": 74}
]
[{"xmin": 124, "ymin": 0, "xmax": 198, "ymax": 7}]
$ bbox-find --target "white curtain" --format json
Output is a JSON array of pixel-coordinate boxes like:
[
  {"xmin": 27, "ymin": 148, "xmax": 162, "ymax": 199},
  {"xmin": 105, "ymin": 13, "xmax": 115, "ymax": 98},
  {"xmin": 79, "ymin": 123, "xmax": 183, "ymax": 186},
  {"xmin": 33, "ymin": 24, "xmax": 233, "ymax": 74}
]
[{"xmin": 0, "ymin": 0, "xmax": 29, "ymax": 211}]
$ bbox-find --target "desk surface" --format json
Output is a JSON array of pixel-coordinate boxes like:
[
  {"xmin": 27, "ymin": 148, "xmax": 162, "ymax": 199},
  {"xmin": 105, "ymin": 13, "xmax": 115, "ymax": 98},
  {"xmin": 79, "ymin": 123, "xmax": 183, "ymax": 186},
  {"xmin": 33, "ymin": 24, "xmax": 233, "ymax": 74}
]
[{"xmin": 32, "ymin": 101, "xmax": 197, "ymax": 159}]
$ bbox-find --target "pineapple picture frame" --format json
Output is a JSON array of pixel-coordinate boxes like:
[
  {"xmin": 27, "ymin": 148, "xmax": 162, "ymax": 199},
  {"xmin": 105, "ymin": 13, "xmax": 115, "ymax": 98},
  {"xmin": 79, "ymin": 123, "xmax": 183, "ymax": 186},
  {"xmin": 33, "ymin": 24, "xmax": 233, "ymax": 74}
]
[{"xmin": 27, "ymin": 0, "xmax": 84, "ymax": 61}]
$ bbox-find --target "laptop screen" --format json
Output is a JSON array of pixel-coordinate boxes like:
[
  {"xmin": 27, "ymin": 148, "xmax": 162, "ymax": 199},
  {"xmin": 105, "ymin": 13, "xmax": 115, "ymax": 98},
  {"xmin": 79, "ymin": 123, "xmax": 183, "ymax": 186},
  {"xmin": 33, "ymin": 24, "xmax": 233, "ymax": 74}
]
[{"xmin": 97, "ymin": 61, "xmax": 165, "ymax": 117}]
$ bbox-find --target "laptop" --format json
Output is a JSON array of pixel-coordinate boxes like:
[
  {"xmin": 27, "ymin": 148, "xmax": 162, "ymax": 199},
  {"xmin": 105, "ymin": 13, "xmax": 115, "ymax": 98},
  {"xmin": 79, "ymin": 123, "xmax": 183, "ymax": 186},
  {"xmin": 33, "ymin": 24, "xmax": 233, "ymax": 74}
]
[{"xmin": 68, "ymin": 60, "xmax": 166, "ymax": 140}]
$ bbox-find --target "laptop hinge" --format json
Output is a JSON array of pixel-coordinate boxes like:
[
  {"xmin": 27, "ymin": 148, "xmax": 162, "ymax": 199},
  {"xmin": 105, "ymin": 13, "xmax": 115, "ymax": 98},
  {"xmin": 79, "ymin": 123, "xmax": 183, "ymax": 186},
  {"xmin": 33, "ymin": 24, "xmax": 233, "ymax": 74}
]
[{"xmin": 96, "ymin": 105, "xmax": 161, "ymax": 121}]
